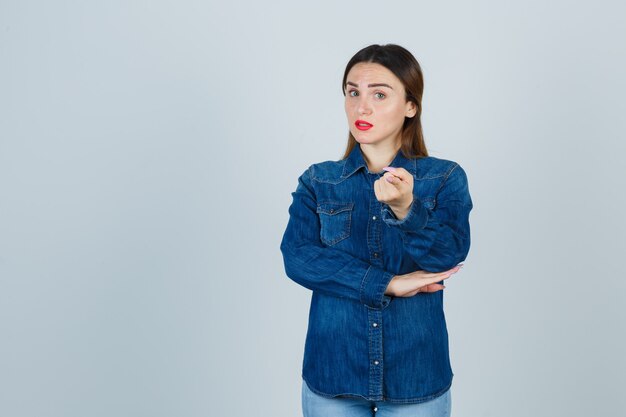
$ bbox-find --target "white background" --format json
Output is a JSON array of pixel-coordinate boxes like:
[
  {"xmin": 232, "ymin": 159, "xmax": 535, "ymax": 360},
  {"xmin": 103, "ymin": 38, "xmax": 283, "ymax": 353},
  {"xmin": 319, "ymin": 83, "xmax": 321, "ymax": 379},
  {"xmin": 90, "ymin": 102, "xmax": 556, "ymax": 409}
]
[{"xmin": 1, "ymin": 1, "xmax": 625, "ymax": 416}]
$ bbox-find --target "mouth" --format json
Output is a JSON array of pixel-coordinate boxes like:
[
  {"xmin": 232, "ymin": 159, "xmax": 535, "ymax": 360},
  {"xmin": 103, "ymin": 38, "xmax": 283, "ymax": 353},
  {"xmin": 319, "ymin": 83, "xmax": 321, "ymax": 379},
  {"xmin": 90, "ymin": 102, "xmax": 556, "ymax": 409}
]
[{"xmin": 355, "ymin": 120, "xmax": 373, "ymax": 131}]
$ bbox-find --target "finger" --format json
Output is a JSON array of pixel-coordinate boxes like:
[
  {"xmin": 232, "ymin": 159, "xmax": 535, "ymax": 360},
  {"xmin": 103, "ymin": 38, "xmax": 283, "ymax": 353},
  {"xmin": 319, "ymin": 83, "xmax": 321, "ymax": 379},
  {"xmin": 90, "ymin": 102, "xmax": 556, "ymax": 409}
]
[
  {"xmin": 377, "ymin": 176, "xmax": 401, "ymax": 198},
  {"xmin": 382, "ymin": 173, "xmax": 407, "ymax": 191},
  {"xmin": 404, "ymin": 283, "xmax": 445, "ymax": 297},
  {"xmin": 374, "ymin": 178, "xmax": 386, "ymax": 198},
  {"xmin": 403, "ymin": 288, "xmax": 421, "ymax": 297},
  {"xmin": 447, "ymin": 265, "xmax": 462, "ymax": 273},
  {"xmin": 423, "ymin": 284, "xmax": 446, "ymax": 293},
  {"xmin": 383, "ymin": 173, "xmax": 404, "ymax": 187},
  {"xmin": 418, "ymin": 273, "xmax": 453, "ymax": 287},
  {"xmin": 430, "ymin": 265, "xmax": 462, "ymax": 276},
  {"xmin": 417, "ymin": 268, "xmax": 458, "ymax": 279},
  {"xmin": 382, "ymin": 166, "xmax": 410, "ymax": 182}
]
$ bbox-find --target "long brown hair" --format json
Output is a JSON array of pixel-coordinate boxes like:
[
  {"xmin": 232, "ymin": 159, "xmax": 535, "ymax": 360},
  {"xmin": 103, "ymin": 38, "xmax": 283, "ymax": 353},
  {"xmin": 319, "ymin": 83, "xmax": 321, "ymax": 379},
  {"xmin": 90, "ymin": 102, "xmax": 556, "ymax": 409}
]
[{"xmin": 341, "ymin": 44, "xmax": 428, "ymax": 159}]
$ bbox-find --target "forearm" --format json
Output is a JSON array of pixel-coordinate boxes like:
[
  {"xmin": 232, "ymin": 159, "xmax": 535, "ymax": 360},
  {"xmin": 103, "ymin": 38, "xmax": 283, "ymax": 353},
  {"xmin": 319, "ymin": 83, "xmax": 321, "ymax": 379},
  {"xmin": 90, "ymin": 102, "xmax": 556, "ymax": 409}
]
[
  {"xmin": 280, "ymin": 227, "xmax": 395, "ymax": 309},
  {"xmin": 398, "ymin": 211, "xmax": 471, "ymax": 271},
  {"xmin": 381, "ymin": 164, "xmax": 473, "ymax": 272}
]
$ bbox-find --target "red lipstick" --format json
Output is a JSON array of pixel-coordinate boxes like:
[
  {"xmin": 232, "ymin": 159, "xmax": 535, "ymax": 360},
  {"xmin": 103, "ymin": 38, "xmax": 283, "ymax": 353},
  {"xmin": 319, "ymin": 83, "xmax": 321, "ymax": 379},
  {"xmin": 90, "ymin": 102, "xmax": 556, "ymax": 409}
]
[{"xmin": 355, "ymin": 120, "xmax": 373, "ymax": 131}]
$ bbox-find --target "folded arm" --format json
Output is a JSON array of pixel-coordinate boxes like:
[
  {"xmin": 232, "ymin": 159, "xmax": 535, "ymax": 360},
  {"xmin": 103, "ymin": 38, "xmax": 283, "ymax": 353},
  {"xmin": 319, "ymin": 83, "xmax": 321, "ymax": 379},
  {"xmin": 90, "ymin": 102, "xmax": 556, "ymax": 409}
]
[{"xmin": 280, "ymin": 167, "xmax": 395, "ymax": 309}]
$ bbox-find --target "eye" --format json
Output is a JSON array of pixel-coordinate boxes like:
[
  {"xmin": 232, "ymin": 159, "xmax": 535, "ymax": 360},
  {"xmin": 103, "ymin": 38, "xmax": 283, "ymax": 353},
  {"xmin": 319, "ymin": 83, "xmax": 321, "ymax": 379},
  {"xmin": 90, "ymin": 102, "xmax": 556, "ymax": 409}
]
[
  {"xmin": 375, "ymin": 92, "xmax": 386, "ymax": 99},
  {"xmin": 348, "ymin": 89, "xmax": 358, "ymax": 97}
]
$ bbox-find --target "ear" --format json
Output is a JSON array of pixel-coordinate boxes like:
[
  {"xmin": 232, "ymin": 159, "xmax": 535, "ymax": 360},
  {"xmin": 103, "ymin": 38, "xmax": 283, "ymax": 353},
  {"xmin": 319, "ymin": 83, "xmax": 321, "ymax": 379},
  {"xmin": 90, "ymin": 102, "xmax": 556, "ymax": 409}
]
[{"xmin": 405, "ymin": 101, "xmax": 417, "ymax": 118}]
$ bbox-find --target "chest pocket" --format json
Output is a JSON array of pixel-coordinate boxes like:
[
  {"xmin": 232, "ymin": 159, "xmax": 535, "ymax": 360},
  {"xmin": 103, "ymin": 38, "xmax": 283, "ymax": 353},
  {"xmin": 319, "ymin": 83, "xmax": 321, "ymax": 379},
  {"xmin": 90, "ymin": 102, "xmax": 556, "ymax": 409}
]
[{"xmin": 316, "ymin": 202, "xmax": 354, "ymax": 246}]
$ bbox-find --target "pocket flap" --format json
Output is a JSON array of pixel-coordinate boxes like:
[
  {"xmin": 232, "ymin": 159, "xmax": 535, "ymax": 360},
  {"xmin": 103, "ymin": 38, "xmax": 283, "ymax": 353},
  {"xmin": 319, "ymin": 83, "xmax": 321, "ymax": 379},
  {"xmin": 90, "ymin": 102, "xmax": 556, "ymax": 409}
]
[{"xmin": 316, "ymin": 202, "xmax": 354, "ymax": 215}]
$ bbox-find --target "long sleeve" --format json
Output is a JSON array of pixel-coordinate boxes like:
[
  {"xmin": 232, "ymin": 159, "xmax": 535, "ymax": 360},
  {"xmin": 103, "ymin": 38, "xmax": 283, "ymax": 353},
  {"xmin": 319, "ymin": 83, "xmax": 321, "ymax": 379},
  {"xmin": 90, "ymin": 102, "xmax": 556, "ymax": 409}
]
[
  {"xmin": 380, "ymin": 163, "xmax": 473, "ymax": 272},
  {"xmin": 280, "ymin": 167, "xmax": 395, "ymax": 309}
]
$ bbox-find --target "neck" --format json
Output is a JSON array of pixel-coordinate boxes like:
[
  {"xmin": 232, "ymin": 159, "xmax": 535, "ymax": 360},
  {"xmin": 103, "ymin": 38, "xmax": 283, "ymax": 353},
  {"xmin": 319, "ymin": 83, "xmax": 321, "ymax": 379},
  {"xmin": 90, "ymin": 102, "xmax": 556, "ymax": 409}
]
[{"xmin": 360, "ymin": 141, "xmax": 401, "ymax": 173}]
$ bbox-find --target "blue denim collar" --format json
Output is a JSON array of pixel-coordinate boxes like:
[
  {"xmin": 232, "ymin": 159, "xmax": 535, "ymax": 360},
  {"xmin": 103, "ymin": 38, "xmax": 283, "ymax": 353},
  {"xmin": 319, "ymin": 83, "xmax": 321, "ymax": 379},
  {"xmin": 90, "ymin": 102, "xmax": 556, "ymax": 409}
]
[{"xmin": 342, "ymin": 143, "xmax": 418, "ymax": 178}]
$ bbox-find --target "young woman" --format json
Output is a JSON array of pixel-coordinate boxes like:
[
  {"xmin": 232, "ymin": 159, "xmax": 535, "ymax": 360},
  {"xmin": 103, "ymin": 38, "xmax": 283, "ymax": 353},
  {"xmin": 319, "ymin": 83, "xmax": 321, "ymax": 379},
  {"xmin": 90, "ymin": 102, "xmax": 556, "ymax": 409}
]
[{"xmin": 280, "ymin": 44, "xmax": 473, "ymax": 417}]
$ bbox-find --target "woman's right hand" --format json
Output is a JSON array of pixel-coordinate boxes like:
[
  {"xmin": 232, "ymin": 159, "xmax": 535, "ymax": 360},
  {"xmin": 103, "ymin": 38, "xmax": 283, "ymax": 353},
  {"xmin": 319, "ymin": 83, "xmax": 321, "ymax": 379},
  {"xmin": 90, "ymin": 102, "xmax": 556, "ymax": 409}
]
[{"xmin": 385, "ymin": 265, "xmax": 463, "ymax": 297}]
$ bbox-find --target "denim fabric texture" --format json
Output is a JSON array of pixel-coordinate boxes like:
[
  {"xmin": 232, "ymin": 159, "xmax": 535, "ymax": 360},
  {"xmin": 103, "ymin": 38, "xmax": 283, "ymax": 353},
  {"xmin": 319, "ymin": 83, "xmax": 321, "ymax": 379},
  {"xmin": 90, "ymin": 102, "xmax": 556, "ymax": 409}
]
[
  {"xmin": 280, "ymin": 144, "xmax": 473, "ymax": 403},
  {"xmin": 302, "ymin": 378, "xmax": 451, "ymax": 417}
]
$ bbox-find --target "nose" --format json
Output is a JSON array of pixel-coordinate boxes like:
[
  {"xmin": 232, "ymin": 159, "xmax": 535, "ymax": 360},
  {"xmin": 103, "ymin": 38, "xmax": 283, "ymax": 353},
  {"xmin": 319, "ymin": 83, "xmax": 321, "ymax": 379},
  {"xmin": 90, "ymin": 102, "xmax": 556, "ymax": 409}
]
[{"xmin": 357, "ymin": 96, "xmax": 372, "ymax": 116}]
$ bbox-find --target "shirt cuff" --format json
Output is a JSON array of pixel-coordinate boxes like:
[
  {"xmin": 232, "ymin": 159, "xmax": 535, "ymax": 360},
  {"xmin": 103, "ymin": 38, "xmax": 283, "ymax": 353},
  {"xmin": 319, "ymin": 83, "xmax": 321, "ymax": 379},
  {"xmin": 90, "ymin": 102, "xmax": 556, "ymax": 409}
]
[
  {"xmin": 360, "ymin": 266, "xmax": 395, "ymax": 309},
  {"xmin": 381, "ymin": 199, "xmax": 429, "ymax": 231}
]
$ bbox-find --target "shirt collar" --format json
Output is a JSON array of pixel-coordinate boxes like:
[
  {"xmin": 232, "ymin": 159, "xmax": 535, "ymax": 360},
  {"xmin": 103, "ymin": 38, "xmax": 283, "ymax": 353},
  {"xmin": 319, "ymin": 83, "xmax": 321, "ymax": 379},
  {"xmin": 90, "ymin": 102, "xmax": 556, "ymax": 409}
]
[{"xmin": 342, "ymin": 144, "xmax": 417, "ymax": 178}]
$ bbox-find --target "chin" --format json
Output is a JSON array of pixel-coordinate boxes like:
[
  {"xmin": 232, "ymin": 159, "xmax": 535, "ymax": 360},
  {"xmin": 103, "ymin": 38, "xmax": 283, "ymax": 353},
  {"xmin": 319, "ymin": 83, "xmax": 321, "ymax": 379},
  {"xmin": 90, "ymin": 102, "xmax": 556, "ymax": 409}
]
[
  {"xmin": 351, "ymin": 131, "xmax": 370, "ymax": 143},
  {"xmin": 354, "ymin": 136, "xmax": 377, "ymax": 145}
]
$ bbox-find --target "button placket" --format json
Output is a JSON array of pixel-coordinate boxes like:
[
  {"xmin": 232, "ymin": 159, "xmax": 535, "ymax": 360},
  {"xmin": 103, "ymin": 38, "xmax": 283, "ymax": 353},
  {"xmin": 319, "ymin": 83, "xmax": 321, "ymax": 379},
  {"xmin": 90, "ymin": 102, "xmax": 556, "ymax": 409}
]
[
  {"xmin": 366, "ymin": 174, "xmax": 385, "ymax": 399},
  {"xmin": 367, "ymin": 308, "xmax": 384, "ymax": 399},
  {"xmin": 368, "ymin": 176, "xmax": 384, "ymax": 266}
]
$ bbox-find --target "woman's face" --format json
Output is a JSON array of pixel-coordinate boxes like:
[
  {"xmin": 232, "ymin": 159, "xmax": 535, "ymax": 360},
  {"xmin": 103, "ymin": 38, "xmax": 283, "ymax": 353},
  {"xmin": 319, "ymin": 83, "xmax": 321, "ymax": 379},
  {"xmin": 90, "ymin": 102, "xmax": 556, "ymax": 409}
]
[{"xmin": 344, "ymin": 62, "xmax": 415, "ymax": 148}]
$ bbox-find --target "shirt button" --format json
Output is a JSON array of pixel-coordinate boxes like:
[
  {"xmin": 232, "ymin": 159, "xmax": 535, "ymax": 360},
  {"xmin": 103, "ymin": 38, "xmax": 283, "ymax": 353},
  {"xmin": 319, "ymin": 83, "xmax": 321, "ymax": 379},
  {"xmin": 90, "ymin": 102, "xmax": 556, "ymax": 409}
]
[
  {"xmin": 373, "ymin": 407, "xmax": 378, "ymax": 412},
  {"xmin": 374, "ymin": 360, "xmax": 379, "ymax": 365},
  {"xmin": 373, "ymin": 252, "xmax": 378, "ymax": 258},
  {"xmin": 372, "ymin": 215, "xmax": 377, "ymax": 220},
  {"xmin": 330, "ymin": 209, "xmax": 334, "ymax": 213},
  {"xmin": 372, "ymin": 323, "xmax": 378, "ymax": 327}
]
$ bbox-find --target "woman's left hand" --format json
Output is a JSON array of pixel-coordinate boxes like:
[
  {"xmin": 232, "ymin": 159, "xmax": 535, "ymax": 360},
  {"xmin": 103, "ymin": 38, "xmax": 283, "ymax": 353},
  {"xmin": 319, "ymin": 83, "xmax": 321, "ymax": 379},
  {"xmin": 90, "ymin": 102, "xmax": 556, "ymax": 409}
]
[{"xmin": 374, "ymin": 166, "xmax": 414, "ymax": 220}]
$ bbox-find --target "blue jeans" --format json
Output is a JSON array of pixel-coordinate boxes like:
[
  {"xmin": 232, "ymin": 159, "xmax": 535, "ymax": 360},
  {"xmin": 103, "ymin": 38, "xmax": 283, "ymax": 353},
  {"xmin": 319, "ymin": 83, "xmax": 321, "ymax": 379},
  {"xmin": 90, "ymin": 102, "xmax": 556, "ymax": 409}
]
[{"xmin": 302, "ymin": 379, "xmax": 452, "ymax": 417}]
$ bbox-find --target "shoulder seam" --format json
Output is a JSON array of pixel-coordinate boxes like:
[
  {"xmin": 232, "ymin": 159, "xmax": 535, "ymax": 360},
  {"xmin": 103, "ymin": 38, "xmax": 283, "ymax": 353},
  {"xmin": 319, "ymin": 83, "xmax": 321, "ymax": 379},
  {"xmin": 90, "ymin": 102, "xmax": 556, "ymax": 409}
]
[{"xmin": 434, "ymin": 162, "xmax": 460, "ymax": 195}]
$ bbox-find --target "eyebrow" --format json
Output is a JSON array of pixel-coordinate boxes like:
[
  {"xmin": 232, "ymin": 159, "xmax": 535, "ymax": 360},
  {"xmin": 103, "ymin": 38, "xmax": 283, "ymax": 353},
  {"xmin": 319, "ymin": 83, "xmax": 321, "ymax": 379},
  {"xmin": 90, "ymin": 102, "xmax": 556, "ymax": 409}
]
[{"xmin": 345, "ymin": 81, "xmax": 394, "ymax": 89}]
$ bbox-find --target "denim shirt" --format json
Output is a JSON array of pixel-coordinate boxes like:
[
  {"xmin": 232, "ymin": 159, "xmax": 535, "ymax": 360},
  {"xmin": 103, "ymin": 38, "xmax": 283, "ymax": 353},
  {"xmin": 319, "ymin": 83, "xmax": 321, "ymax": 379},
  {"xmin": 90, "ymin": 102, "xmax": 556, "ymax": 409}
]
[{"xmin": 280, "ymin": 144, "xmax": 473, "ymax": 404}]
